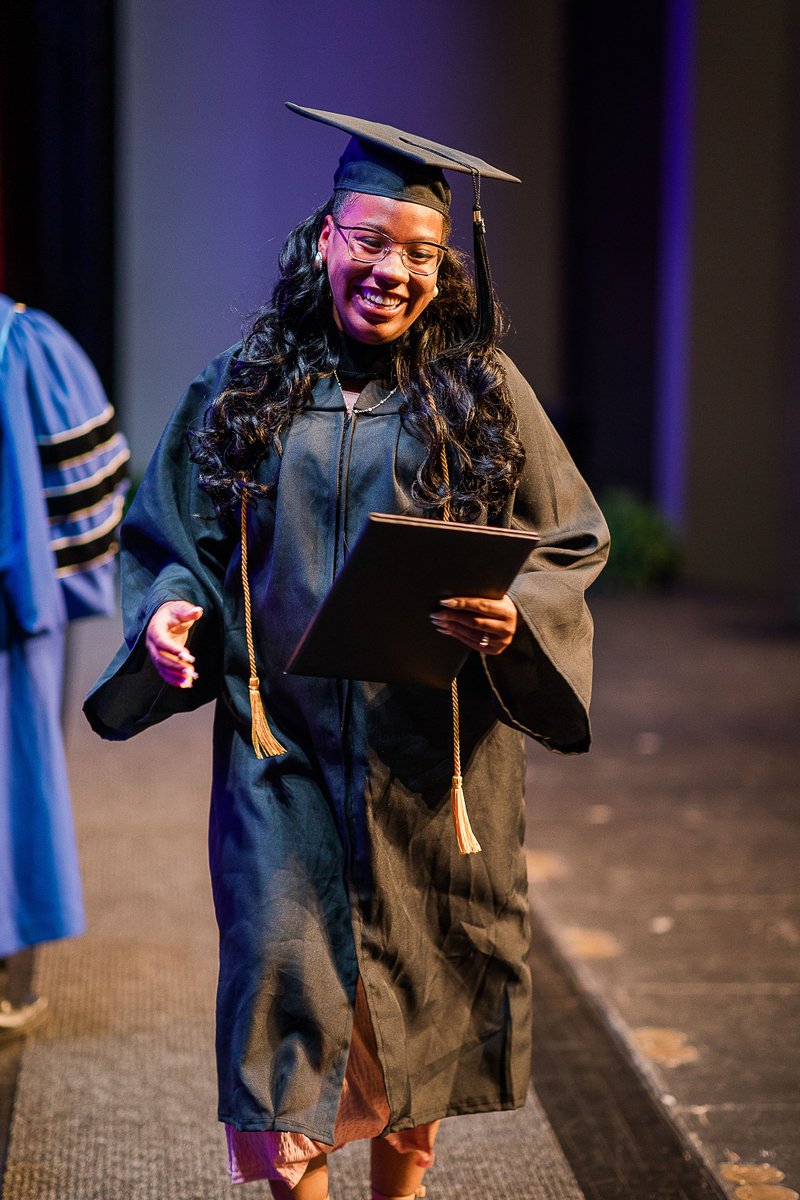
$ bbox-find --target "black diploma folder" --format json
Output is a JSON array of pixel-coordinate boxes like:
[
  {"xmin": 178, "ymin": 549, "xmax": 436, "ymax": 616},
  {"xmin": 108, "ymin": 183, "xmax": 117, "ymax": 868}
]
[{"xmin": 285, "ymin": 513, "xmax": 539, "ymax": 688}]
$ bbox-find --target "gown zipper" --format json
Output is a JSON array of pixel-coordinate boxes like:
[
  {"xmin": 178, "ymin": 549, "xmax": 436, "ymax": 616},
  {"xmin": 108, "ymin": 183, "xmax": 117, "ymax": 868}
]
[{"xmin": 334, "ymin": 407, "xmax": 359, "ymax": 882}]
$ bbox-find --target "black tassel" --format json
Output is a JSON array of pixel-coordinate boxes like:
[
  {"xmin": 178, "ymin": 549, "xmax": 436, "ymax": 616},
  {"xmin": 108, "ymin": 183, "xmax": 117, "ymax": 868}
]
[{"xmin": 472, "ymin": 203, "xmax": 496, "ymax": 348}]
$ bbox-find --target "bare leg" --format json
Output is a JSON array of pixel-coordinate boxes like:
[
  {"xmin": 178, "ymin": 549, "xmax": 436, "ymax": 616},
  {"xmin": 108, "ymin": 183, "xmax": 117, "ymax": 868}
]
[
  {"xmin": 267, "ymin": 1152, "xmax": 329, "ymax": 1200},
  {"xmin": 370, "ymin": 1121, "xmax": 440, "ymax": 1198}
]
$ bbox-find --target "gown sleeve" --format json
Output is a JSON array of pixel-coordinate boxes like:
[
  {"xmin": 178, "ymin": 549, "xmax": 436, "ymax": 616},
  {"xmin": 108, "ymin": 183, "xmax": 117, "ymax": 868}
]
[
  {"xmin": 83, "ymin": 349, "xmax": 239, "ymax": 740},
  {"xmin": 16, "ymin": 302, "xmax": 131, "ymax": 623},
  {"xmin": 481, "ymin": 354, "xmax": 610, "ymax": 754}
]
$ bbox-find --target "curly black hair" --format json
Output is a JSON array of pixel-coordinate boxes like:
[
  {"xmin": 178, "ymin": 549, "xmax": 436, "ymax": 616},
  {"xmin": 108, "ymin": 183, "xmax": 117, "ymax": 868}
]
[{"xmin": 190, "ymin": 191, "xmax": 525, "ymax": 523}]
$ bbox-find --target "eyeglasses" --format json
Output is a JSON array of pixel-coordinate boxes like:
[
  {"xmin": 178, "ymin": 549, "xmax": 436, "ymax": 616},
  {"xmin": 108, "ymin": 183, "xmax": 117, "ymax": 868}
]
[{"xmin": 333, "ymin": 221, "xmax": 445, "ymax": 276}]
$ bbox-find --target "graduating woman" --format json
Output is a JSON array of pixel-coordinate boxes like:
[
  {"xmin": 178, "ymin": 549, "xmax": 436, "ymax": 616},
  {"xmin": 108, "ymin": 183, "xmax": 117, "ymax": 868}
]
[{"xmin": 85, "ymin": 105, "xmax": 609, "ymax": 1200}]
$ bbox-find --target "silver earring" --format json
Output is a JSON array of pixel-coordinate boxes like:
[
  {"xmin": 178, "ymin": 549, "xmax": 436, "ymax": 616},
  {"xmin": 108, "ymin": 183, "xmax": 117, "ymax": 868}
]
[{"xmin": 314, "ymin": 250, "xmax": 324, "ymax": 271}]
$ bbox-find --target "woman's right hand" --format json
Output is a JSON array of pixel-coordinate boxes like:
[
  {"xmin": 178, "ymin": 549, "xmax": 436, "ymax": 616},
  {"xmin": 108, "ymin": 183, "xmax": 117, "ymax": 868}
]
[{"xmin": 145, "ymin": 601, "xmax": 203, "ymax": 688}]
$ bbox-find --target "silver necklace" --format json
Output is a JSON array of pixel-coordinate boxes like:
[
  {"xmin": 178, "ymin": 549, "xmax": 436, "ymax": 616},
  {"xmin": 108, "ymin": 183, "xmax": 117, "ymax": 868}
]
[{"xmin": 333, "ymin": 370, "xmax": 399, "ymax": 414}]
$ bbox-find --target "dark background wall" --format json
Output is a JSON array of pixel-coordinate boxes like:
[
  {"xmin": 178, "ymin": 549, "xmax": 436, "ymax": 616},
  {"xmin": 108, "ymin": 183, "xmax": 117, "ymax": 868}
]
[
  {"xmin": 2, "ymin": 0, "xmax": 798, "ymax": 614},
  {"xmin": 0, "ymin": 0, "xmax": 115, "ymax": 390},
  {"xmin": 686, "ymin": 0, "xmax": 799, "ymax": 606},
  {"xmin": 561, "ymin": 0, "xmax": 667, "ymax": 502}
]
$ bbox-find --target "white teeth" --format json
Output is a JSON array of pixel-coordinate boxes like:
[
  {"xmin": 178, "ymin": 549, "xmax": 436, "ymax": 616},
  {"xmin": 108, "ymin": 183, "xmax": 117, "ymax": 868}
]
[{"xmin": 360, "ymin": 288, "xmax": 402, "ymax": 309}]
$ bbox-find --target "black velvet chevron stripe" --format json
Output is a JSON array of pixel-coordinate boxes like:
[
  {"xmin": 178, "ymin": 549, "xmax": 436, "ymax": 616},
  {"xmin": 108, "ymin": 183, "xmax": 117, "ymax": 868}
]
[
  {"xmin": 37, "ymin": 411, "xmax": 118, "ymax": 467},
  {"xmin": 53, "ymin": 526, "xmax": 119, "ymax": 572},
  {"xmin": 45, "ymin": 456, "xmax": 129, "ymax": 520}
]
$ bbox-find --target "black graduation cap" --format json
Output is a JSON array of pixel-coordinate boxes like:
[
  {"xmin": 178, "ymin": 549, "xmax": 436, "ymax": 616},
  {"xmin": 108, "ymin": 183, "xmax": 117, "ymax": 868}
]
[{"xmin": 286, "ymin": 102, "xmax": 521, "ymax": 347}]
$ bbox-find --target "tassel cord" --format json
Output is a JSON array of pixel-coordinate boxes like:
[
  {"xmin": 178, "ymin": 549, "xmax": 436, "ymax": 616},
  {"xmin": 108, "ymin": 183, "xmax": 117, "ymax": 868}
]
[
  {"xmin": 470, "ymin": 167, "xmax": 496, "ymax": 348},
  {"xmin": 238, "ymin": 433, "xmax": 476, "ymax": 837},
  {"xmin": 438, "ymin": 441, "xmax": 482, "ymax": 855},
  {"xmin": 240, "ymin": 493, "xmax": 286, "ymax": 759}
]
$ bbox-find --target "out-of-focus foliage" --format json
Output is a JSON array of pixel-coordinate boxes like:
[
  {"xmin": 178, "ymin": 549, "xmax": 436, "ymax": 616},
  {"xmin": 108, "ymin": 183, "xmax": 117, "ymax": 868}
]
[{"xmin": 598, "ymin": 487, "xmax": 682, "ymax": 591}]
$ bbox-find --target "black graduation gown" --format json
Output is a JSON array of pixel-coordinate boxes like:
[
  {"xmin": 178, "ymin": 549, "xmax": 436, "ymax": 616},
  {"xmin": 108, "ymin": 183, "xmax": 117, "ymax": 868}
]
[{"xmin": 84, "ymin": 346, "xmax": 609, "ymax": 1139}]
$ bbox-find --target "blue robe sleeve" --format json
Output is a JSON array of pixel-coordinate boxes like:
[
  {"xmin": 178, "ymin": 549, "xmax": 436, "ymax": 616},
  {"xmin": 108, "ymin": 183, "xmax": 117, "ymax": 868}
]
[
  {"xmin": 0, "ymin": 298, "xmax": 131, "ymax": 623},
  {"xmin": 0, "ymin": 300, "xmax": 66, "ymax": 639},
  {"xmin": 84, "ymin": 350, "xmax": 239, "ymax": 740},
  {"xmin": 482, "ymin": 354, "xmax": 610, "ymax": 753}
]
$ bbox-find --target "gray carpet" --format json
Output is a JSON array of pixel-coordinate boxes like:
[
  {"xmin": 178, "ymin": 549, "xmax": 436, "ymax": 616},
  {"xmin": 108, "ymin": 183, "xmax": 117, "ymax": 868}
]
[{"xmin": 2, "ymin": 616, "xmax": 582, "ymax": 1200}]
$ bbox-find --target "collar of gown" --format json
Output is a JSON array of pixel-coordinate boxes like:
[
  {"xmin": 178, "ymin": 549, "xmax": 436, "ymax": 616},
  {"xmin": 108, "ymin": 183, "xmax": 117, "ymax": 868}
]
[
  {"xmin": 309, "ymin": 372, "xmax": 404, "ymax": 416},
  {"xmin": 334, "ymin": 328, "xmax": 393, "ymax": 381}
]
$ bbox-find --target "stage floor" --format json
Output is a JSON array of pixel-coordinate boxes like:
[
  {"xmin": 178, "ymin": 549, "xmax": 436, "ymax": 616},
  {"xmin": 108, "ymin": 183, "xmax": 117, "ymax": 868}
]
[{"xmin": 2, "ymin": 590, "xmax": 797, "ymax": 1198}]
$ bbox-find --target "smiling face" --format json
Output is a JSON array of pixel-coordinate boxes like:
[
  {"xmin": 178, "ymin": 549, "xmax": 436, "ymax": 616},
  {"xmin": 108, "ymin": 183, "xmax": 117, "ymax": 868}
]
[{"xmin": 317, "ymin": 193, "xmax": 445, "ymax": 344}]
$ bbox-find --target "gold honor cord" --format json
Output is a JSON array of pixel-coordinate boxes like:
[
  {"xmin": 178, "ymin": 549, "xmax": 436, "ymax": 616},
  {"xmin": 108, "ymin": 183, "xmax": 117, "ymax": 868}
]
[
  {"xmin": 240, "ymin": 493, "xmax": 286, "ymax": 759},
  {"xmin": 438, "ymin": 444, "xmax": 482, "ymax": 856},
  {"xmin": 241, "ymin": 457, "xmax": 479, "ymax": 853}
]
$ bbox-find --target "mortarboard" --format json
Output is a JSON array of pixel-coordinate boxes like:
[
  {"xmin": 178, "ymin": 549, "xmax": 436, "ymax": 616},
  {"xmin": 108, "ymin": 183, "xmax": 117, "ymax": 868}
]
[{"xmin": 286, "ymin": 102, "xmax": 521, "ymax": 348}]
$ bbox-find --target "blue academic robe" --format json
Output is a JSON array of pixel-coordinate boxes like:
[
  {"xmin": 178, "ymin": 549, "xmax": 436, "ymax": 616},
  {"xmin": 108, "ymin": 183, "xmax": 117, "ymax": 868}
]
[{"xmin": 0, "ymin": 296, "xmax": 129, "ymax": 956}]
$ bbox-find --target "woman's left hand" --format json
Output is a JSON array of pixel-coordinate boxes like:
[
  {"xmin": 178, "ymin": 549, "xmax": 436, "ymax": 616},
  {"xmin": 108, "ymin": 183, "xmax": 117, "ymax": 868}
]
[{"xmin": 430, "ymin": 594, "xmax": 518, "ymax": 655}]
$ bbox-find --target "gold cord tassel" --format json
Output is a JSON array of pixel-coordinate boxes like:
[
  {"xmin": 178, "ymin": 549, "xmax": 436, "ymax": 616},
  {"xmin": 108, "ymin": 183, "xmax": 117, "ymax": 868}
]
[
  {"xmin": 241, "ymin": 493, "xmax": 285, "ymax": 759},
  {"xmin": 450, "ymin": 677, "xmax": 481, "ymax": 855},
  {"xmin": 451, "ymin": 774, "xmax": 481, "ymax": 855},
  {"xmin": 439, "ymin": 441, "xmax": 481, "ymax": 855}
]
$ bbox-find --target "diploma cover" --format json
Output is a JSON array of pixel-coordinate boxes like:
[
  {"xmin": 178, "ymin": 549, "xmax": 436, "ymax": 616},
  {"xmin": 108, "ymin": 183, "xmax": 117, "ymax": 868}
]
[{"xmin": 285, "ymin": 513, "xmax": 539, "ymax": 688}]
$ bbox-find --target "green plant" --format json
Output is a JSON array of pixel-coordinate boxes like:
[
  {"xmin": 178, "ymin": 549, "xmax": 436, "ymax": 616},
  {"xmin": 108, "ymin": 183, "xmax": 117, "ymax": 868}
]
[{"xmin": 598, "ymin": 487, "xmax": 682, "ymax": 591}]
